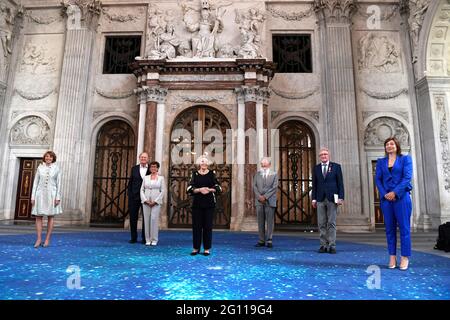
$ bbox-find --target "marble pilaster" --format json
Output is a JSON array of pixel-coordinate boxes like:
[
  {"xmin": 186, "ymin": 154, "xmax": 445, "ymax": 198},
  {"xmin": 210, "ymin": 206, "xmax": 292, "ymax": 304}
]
[
  {"xmin": 314, "ymin": 0, "xmax": 365, "ymax": 226},
  {"xmin": 52, "ymin": 1, "xmax": 101, "ymax": 220}
]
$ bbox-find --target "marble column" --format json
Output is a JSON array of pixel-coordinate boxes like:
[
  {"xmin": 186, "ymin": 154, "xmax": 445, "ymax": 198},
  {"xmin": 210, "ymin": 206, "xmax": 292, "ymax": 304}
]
[
  {"xmin": 52, "ymin": 2, "xmax": 101, "ymax": 220},
  {"xmin": 144, "ymin": 100, "xmax": 157, "ymax": 159},
  {"xmin": 152, "ymin": 87, "xmax": 168, "ymax": 164},
  {"xmin": 243, "ymin": 86, "xmax": 258, "ymax": 217},
  {"xmin": 135, "ymin": 89, "xmax": 147, "ymax": 160},
  {"xmin": 234, "ymin": 88, "xmax": 246, "ymax": 229},
  {"xmin": 314, "ymin": 0, "xmax": 364, "ymax": 224}
]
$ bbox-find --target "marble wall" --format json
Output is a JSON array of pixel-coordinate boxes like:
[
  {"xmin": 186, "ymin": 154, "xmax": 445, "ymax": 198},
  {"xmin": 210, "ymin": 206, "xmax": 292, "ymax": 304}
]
[{"xmin": 0, "ymin": 0, "xmax": 447, "ymax": 231}]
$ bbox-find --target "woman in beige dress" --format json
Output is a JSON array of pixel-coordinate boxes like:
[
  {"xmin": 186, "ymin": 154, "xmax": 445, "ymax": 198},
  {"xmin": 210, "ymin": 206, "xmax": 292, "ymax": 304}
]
[
  {"xmin": 140, "ymin": 161, "xmax": 165, "ymax": 246},
  {"xmin": 31, "ymin": 151, "xmax": 62, "ymax": 248}
]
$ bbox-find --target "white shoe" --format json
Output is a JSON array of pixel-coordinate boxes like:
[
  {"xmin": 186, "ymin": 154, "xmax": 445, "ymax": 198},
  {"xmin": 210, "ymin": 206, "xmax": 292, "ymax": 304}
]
[
  {"xmin": 151, "ymin": 241, "xmax": 157, "ymax": 246},
  {"xmin": 145, "ymin": 242, "xmax": 151, "ymax": 246}
]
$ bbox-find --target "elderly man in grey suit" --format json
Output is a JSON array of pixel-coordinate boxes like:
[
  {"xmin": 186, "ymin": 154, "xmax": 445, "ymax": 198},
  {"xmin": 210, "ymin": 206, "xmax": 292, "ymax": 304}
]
[{"xmin": 253, "ymin": 157, "xmax": 279, "ymax": 248}]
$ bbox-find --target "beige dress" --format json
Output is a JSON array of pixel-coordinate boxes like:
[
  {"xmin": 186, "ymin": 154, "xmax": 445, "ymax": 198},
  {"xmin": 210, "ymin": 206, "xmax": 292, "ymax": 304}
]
[{"xmin": 31, "ymin": 163, "xmax": 62, "ymax": 216}]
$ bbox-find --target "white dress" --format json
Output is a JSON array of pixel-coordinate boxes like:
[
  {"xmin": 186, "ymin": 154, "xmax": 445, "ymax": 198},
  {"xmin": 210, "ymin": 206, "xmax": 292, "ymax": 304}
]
[{"xmin": 31, "ymin": 163, "xmax": 62, "ymax": 216}]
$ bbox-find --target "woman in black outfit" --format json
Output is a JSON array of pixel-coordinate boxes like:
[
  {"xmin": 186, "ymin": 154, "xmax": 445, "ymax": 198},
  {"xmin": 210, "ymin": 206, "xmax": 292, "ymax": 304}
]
[{"xmin": 186, "ymin": 156, "xmax": 222, "ymax": 256}]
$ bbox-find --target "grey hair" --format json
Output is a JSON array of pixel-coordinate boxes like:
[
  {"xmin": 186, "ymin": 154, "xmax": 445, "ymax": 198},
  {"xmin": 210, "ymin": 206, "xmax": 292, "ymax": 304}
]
[
  {"xmin": 260, "ymin": 157, "xmax": 271, "ymax": 165},
  {"xmin": 319, "ymin": 147, "xmax": 330, "ymax": 154},
  {"xmin": 196, "ymin": 155, "xmax": 210, "ymax": 165}
]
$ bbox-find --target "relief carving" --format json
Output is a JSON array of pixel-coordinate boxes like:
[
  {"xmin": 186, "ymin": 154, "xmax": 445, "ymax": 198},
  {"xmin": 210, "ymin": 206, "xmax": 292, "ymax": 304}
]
[
  {"xmin": 95, "ymin": 87, "xmax": 134, "ymax": 99},
  {"xmin": 102, "ymin": 7, "xmax": 144, "ymax": 23},
  {"xmin": 360, "ymin": 86, "xmax": 408, "ymax": 100},
  {"xmin": 10, "ymin": 116, "xmax": 51, "ymax": 145},
  {"xmin": 266, "ymin": 4, "xmax": 314, "ymax": 21},
  {"xmin": 15, "ymin": 87, "xmax": 57, "ymax": 100},
  {"xmin": 358, "ymin": 33, "xmax": 401, "ymax": 73},
  {"xmin": 0, "ymin": 3, "xmax": 16, "ymax": 57},
  {"xmin": 20, "ymin": 42, "xmax": 57, "ymax": 74},
  {"xmin": 435, "ymin": 96, "xmax": 450, "ymax": 191},
  {"xmin": 270, "ymin": 85, "xmax": 319, "ymax": 100},
  {"xmin": 235, "ymin": 8, "xmax": 265, "ymax": 59},
  {"xmin": 407, "ymin": 0, "xmax": 431, "ymax": 63},
  {"xmin": 25, "ymin": 10, "xmax": 62, "ymax": 25},
  {"xmin": 364, "ymin": 117, "xmax": 410, "ymax": 147}
]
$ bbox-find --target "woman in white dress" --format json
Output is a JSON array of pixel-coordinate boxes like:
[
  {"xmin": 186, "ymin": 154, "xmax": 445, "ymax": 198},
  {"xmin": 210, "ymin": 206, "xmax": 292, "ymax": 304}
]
[
  {"xmin": 140, "ymin": 161, "xmax": 165, "ymax": 246},
  {"xmin": 31, "ymin": 151, "xmax": 62, "ymax": 248}
]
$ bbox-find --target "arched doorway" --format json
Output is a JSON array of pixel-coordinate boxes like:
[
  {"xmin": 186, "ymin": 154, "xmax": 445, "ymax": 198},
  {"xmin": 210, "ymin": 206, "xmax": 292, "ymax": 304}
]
[
  {"xmin": 168, "ymin": 106, "xmax": 232, "ymax": 229},
  {"xmin": 91, "ymin": 120, "xmax": 136, "ymax": 226},
  {"xmin": 276, "ymin": 120, "xmax": 316, "ymax": 230}
]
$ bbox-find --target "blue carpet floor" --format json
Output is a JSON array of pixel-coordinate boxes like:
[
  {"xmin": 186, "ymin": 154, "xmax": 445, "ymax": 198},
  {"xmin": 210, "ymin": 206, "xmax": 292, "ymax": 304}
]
[{"xmin": 0, "ymin": 231, "xmax": 449, "ymax": 300}]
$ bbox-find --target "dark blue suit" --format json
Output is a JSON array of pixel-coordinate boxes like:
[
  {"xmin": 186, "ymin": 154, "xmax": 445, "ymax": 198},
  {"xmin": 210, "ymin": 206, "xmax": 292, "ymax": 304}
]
[
  {"xmin": 375, "ymin": 155, "xmax": 413, "ymax": 257},
  {"xmin": 312, "ymin": 162, "xmax": 345, "ymax": 202},
  {"xmin": 312, "ymin": 161, "xmax": 344, "ymax": 249}
]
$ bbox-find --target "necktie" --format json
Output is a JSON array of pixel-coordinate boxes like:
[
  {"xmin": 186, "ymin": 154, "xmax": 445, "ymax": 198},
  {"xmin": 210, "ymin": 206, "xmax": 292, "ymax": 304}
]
[{"xmin": 322, "ymin": 164, "xmax": 327, "ymax": 178}]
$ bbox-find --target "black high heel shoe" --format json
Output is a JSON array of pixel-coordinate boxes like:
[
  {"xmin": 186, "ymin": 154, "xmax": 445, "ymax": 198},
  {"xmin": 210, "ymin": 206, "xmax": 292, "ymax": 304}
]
[{"xmin": 190, "ymin": 250, "xmax": 199, "ymax": 256}]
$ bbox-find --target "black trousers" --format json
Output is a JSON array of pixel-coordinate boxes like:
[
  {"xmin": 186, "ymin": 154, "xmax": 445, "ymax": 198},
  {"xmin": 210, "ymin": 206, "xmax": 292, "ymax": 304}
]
[
  {"xmin": 192, "ymin": 207, "xmax": 214, "ymax": 250},
  {"xmin": 129, "ymin": 199, "xmax": 145, "ymax": 242}
]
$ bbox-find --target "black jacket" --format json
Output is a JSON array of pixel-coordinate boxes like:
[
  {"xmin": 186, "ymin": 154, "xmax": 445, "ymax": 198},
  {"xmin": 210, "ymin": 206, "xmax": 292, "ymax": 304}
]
[
  {"xmin": 127, "ymin": 165, "xmax": 150, "ymax": 202},
  {"xmin": 186, "ymin": 170, "xmax": 222, "ymax": 208}
]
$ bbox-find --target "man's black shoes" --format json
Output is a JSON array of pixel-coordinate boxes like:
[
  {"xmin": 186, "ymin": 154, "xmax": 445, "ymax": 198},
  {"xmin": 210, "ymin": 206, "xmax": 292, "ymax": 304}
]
[{"xmin": 318, "ymin": 246, "xmax": 327, "ymax": 253}]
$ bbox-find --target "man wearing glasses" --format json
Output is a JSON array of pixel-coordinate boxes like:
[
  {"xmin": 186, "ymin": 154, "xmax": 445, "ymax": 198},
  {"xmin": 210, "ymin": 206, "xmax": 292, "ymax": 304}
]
[{"xmin": 311, "ymin": 147, "xmax": 344, "ymax": 254}]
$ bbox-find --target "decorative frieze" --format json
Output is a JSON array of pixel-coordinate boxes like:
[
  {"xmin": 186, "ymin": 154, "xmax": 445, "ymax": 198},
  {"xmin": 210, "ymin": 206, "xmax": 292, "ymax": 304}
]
[
  {"xmin": 15, "ymin": 87, "xmax": 57, "ymax": 100},
  {"xmin": 25, "ymin": 10, "xmax": 62, "ymax": 25},
  {"xmin": 95, "ymin": 87, "xmax": 134, "ymax": 99},
  {"xmin": 360, "ymin": 86, "xmax": 408, "ymax": 100},
  {"xmin": 10, "ymin": 116, "xmax": 51, "ymax": 145},
  {"xmin": 266, "ymin": 4, "xmax": 314, "ymax": 21},
  {"xmin": 102, "ymin": 7, "xmax": 144, "ymax": 23},
  {"xmin": 270, "ymin": 86, "xmax": 319, "ymax": 100},
  {"xmin": 435, "ymin": 96, "xmax": 450, "ymax": 191}
]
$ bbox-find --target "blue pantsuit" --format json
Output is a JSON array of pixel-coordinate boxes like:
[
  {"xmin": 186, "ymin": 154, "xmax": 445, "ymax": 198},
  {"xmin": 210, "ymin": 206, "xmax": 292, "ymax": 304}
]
[{"xmin": 375, "ymin": 155, "xmax": 413, "ymax": 257}]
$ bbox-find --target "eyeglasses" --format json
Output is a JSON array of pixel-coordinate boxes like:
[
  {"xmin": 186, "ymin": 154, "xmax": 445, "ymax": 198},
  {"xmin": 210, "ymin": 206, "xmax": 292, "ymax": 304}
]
[{"xmin": 319, "ymin": 153, "xmax": 328, "ymax": 156}]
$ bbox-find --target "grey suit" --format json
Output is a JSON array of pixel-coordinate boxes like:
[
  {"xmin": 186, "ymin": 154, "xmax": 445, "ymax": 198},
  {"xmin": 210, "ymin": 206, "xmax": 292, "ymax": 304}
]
[{"xmin": 253, "ymin": 170, "xmax": 279, "ymax": 244}]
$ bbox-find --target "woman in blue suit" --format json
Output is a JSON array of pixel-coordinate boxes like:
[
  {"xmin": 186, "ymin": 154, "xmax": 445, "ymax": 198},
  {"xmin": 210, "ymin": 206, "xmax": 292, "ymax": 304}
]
[{"xmin": 375, "ymin": 137, "xmax": 413, "ymax": 270}]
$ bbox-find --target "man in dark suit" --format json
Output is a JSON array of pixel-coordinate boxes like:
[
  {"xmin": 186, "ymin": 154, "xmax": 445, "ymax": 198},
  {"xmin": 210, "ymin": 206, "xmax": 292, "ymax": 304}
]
[
  {"xmin": 312, "ymin": 147, "xmax": 344, "ymax": 254},
  {"xmin": 127, "ymin": 152, "xmax": 150, "ymax": 244}
]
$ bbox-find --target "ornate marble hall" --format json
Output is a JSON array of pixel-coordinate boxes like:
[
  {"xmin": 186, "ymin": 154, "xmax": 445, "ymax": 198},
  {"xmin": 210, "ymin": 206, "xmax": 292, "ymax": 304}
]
[{"xmin": 0, "ymin": 0, "xmax": 449, "ymax": 232}]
